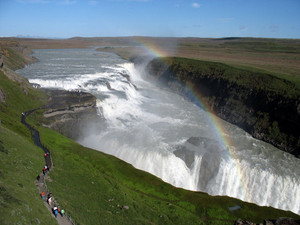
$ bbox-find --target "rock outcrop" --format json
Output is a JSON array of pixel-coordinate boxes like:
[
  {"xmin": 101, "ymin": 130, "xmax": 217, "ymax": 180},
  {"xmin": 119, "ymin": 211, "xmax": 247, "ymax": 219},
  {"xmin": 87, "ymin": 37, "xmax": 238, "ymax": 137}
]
[
  {"xmin": 42, "ymin": 89, "xmax": 102, "ymax": 140},
  {"xmin": 174, "ymin": 136, "xmax": 224, "ymax": 191},
  {"xmin": 146, "ymin": 57, "xmax": 300, "ymax": 157},
  {"xmin": 234, "ymin": 217, "xmax": 300, "ymax": 225}
]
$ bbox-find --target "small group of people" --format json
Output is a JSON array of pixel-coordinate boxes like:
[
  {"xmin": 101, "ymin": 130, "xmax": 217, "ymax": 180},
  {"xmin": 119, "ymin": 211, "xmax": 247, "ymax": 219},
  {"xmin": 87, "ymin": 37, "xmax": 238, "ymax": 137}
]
[
  {"xmin": 38, "ymin": 150, "xmax": 66, "ymax": 220},
  {"xmin": 40, "ymin": 191, "xmax": 65, "ymax": 218},
  {"xmin": 52, "ymin": 206, "xmax": 65, "ymax": 218}
]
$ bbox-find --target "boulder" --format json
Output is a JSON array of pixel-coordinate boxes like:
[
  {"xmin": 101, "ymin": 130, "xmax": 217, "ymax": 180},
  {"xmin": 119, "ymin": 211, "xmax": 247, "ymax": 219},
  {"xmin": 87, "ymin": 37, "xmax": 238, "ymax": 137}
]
[{"xmin": 234, "ymin": 218, "xmax": 257, "ymax": 225}]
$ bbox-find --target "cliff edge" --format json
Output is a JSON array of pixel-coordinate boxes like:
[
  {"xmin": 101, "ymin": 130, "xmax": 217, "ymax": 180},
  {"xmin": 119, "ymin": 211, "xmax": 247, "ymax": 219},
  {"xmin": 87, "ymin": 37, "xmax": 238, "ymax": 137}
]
[{"xmin": 146, "ymin": 57, "xmax": 300, "ymax": 157}]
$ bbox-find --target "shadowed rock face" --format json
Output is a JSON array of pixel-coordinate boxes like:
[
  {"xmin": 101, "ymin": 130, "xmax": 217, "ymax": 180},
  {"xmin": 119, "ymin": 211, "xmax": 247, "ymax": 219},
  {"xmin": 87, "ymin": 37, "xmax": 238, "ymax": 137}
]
[
  {"xmin": 174, "ymin": 136, "xmax": 223, "ymax": 191},
  {"xmin": 146, "ymin": 58, "xmax": 300, "ymax": 158},
  {"xmin": 173, "ymin": 146, "xmax": 195, "ymax": 168},
  {"xmin": 198, "ymin": 148, "xmax": 221, "ymax": 191},
  {"xmin": 42, "ymin": 89, "xmax": 103, "ymax": 140},
  {"xmin": 188, "ymin": 137, "xmax": 222, "ymax": 191}
]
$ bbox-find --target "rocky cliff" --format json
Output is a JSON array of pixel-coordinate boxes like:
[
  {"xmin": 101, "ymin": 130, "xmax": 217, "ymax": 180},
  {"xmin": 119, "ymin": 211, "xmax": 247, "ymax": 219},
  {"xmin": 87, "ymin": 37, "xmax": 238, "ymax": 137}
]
[
  {"xmin": 146, "ymin": 57, "xmax": 300, "ymax": 157},
  {"xmin": 41, "ymin": 89, "xmax": 102, "ymax": 140}
]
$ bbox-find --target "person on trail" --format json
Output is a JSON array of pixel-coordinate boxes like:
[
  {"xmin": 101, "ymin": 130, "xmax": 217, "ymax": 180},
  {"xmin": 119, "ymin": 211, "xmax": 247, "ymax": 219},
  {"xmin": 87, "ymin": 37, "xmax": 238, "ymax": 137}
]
[
  {"xmin": 53, "ymin": 206, "xmax": 58, "ymax": 218},
  {"xmin": 47, "ymin": 192, "xmax": 52, "ymax": 199},
  {"xmin": 48, "ymin": 196, "xmax": 52, "ymax": 205},
  {"xmin": 44, "ymin": 153, "xmax": 47, "ymax": 157},
  {"xmin": 60, "ymin": 209, "xmax": 65, "ymax": 217},
  {"xmin": 43, "ymin": 167, "xmax": 46, "ymax": 175},
  {"xmin": 40, "ymin": 192, "xmax": 45, "ymax": 199}
]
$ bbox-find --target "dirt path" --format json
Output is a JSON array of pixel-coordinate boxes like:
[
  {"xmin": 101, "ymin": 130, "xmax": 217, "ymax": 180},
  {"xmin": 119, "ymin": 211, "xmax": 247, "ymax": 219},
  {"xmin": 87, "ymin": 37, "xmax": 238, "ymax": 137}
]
[{"xmin": 22, "ymin": 111, "xmax": 74, "ymax": 225}]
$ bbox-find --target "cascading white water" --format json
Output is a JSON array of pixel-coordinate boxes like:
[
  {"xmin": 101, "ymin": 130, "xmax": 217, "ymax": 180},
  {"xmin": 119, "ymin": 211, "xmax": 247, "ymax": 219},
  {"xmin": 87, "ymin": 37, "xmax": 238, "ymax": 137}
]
[{"xmin": 18, "ymin": 48, "xmax": 300, "ymax": 215}]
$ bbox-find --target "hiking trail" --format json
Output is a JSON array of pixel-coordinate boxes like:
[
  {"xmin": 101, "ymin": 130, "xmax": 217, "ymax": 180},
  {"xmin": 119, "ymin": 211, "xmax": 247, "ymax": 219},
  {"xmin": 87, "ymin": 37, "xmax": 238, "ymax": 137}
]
[{"xmin": 22, "ymin": 110, "xmax": 74, "ymax": 225}]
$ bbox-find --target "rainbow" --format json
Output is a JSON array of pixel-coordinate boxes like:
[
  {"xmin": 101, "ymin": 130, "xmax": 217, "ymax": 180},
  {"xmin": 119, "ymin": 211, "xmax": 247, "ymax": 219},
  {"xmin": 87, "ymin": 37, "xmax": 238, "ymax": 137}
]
[
  {"xmin": 133, "ymin": 37, "xmax": 172, "ymax": 58},
  {"xmin": 134, "ymin": 39, "xmax": 249, "ymax": 200}
]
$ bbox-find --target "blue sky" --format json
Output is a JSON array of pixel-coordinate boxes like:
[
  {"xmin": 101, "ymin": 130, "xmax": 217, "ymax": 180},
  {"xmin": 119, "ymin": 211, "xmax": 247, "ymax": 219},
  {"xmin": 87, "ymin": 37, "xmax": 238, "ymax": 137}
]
[{"xmin": 0, "ymin": 0, "xmax": 299, "ymax": 38}]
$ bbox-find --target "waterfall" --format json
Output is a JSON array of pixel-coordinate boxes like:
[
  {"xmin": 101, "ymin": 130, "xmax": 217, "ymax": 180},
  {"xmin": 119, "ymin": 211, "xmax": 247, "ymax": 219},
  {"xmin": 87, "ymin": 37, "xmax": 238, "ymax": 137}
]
[{"xmin": 18, "ymin": 48, "xmax": 300, "ymax": 215}]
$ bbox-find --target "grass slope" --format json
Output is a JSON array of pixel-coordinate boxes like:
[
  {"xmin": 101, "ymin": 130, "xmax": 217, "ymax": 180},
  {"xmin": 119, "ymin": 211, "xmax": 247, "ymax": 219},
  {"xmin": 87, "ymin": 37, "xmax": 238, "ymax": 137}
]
[
  {"xmin": 1, "ymin": 46, "xmax": 28, "ymax": 71},
  {"xmin": 0, "ymin": 70, "xmax": 57, "ymax": 224},
  {"xmin": 0, "ymin": 70, "xmax": 47, "ymax": 137},
  {"xmin": 0, "ymin": 126, "xmax": 58, "ymax": 225}
]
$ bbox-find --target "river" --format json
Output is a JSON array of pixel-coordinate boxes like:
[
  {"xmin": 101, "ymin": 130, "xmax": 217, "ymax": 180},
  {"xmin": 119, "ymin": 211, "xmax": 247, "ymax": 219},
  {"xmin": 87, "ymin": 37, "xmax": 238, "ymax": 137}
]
[{"xmin": 18, "ymin": 48, "xmax": 300, "ymax": 215}]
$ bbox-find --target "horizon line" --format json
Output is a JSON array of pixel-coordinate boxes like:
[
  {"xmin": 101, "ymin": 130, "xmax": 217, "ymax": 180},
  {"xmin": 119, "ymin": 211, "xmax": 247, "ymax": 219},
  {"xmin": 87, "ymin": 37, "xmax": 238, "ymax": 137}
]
[{"xmin": 1, "ymin": 35, "xmax": 300, "ymax": 41}]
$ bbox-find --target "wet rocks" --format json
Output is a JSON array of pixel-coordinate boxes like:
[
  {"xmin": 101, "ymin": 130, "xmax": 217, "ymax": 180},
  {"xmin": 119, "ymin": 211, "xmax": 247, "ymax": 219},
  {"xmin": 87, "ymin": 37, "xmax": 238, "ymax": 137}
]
[
  {"xmin": 173, "ymin": 146, "xmax": 195, "ymax": 169},
  {"xmin": 173, "ymin": 136, "xmax": 224, "ymax": 191}
]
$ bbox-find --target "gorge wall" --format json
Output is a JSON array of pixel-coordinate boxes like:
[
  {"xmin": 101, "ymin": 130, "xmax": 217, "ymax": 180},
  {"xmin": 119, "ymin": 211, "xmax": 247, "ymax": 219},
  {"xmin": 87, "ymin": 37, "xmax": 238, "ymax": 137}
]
[
  {"xmin": 146, "ymin": 57, "xmax": 300, "ymax": 157},
  {"xmin": 41, "ymin": 89, "xmax": 101, "ymax": 140}
]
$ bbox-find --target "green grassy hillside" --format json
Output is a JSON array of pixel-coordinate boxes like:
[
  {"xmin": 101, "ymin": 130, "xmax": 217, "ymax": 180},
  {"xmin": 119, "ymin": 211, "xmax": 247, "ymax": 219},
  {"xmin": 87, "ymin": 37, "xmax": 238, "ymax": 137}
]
[
  {"xmin": 0, "ymin": 70, "xmax": 57, "ymax": 225},
  {"xmin": 1, "ymin": 46, "xmax": 299, "ymax": 225},
  {"xmin": 0, "ymin": 126, "xmax": 58, "ymax": 225}
]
